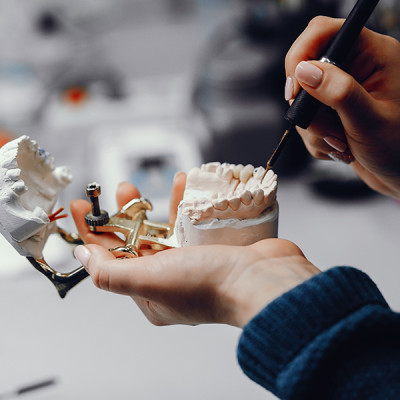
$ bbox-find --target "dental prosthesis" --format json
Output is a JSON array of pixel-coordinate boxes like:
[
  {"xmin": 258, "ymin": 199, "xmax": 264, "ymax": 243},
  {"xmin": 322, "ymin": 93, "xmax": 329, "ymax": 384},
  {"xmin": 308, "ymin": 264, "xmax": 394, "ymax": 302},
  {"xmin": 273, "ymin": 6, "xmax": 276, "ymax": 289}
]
[
  {"xmin": 170, "ymin": 162, "xmax": 278, "ymax": 247},
  {"xmin": 0, "ymin": 136, "xmax": 278, "ymax": 298}
]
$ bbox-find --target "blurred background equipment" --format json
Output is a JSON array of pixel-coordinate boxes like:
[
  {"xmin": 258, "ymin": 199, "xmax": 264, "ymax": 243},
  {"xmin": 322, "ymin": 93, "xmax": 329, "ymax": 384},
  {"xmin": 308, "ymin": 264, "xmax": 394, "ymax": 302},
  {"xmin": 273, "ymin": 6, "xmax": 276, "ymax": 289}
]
[{"xmin": 193, "ymin": 0, "xmax": 341, "ymax": 176}]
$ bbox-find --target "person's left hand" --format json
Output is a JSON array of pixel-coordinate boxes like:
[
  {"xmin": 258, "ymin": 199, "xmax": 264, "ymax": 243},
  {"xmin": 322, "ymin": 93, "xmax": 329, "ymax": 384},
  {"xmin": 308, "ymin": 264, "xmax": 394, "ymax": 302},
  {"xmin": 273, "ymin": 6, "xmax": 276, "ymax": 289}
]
[{"xmin": 70, "ymin": 180, "xmax": 319, "ymax": 328}]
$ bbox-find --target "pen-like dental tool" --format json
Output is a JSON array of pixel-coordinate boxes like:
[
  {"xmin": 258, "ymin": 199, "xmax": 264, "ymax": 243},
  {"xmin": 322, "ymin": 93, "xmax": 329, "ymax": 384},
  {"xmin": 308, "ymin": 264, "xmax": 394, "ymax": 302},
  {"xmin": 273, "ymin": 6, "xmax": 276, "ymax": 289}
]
[{"xmin": 265, "ymin": 0, "xmax": 380, "ymax": 172}]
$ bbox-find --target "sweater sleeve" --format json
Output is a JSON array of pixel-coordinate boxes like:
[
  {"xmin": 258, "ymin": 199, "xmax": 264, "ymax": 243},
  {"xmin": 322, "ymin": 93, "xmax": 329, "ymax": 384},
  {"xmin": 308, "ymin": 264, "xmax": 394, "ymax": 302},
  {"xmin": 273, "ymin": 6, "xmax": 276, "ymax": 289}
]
[{"xmin": 237, "ymin": 266, "xmax": 400, "ymax": 400}]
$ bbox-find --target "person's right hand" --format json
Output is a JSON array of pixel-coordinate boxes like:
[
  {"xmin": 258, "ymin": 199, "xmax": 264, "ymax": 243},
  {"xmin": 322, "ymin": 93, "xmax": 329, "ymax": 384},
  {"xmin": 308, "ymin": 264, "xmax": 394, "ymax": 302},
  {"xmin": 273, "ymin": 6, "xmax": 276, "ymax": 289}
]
[{"xmin": 285, "ymin": 17, "xmax": 400, "ymax": 199}]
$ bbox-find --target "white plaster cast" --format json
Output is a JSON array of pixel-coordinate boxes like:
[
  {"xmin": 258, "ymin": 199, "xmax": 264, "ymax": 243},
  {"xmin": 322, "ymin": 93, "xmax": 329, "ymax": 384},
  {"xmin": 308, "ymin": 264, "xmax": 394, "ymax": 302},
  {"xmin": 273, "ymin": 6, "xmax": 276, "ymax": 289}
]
[
  {"xmin": 0, "ymin": 135, "xmax": 71, "ymax": 259},
  {"xmin": 170, "ymin": 162, "xmax": 278, "ymax": 247}
]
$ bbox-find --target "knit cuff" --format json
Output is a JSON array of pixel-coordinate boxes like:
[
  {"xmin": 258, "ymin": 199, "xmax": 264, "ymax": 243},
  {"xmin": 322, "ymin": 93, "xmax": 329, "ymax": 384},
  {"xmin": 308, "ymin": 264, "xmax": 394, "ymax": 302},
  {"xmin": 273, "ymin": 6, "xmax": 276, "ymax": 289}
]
[{"xmin": 237, "ymin": 266, "xmax": 388, "ymax": 392}]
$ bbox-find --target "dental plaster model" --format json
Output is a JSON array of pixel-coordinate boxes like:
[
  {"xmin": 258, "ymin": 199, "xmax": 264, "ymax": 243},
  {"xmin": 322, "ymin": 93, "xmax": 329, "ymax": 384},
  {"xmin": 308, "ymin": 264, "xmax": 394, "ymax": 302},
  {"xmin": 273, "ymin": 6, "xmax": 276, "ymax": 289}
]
[
  {"xmin": 0, "ymin": 135, "xmax": 72, "ymax": 260},
  {"xmin": 170, "ymin": 162, "xmax": 278, "ymax": 247}
]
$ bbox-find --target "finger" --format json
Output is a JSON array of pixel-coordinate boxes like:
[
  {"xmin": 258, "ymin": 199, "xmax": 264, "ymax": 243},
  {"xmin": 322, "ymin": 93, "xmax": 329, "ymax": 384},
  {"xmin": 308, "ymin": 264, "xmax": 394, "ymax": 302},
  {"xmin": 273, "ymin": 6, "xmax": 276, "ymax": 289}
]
[
  {"xmin": 76, "ymin": 243, "xmax": 169, "ymax": 295},
  {"xmin": 351, "ymin": 161, "xmax": 399, "ymax": 198},
  {"xmin": 74, "ymin": 244, "xmax": 122, "ymax": 292},
  {"xmin": 116, "ymin": 181, "xmax": 141, "ymax": 209},
  {"xmin": 344, "ymin": 28, "xmax": 398, "ymax": 83},
  {"xmin": 294, "ymin": 60, "xmax": 378, "ymax": 143},
  {"xmin": 296, "ymin": 107, "xmax": 348, "ymax": 159},
  {"xmin": 70, "ymin": 199, "xmax": 124, "ymax": 248},
  {"xmin": 285, "ymin": 17, "xmax": 381, "ymax": 99},
  {"xmin": 77, "ymin": 243, "xmax": 228, "ymax": 296},
  {"xmin": 285, "ymin": 16, "xmax": 344, "ymax": 97},
  {"xmin": 169, "ymin": 172, "xmax": 186, "ymax": 225}
]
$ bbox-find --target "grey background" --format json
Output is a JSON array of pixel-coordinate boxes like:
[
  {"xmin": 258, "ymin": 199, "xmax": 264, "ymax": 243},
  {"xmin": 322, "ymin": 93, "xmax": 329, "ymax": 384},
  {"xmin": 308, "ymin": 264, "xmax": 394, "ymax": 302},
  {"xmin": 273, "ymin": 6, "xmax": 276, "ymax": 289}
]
[{"xmin": 0, "ymin": 1, "xmax": 399, "ymax": 399}]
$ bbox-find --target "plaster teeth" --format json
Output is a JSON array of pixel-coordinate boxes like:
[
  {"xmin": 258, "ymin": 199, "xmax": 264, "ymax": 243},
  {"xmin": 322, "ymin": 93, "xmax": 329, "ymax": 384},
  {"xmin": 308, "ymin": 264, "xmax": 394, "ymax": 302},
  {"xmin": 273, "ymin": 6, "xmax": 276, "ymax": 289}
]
[
  {"xmin": 264, "ymin": 183, "xmax": 277, "ymax": 203},
  {"xmin": 233, "ymin": 164, "xmax": 243, "ymax": 179},
  {"xmin": 253, "ymin": 167, "xmax": 266, "ymax": 181},
  {"xmin": 213, "ymin": 198, "xmax": 229, "ymax": 211},
  {"xmin": 240, "ymin": 164, "xmax": 254, "ymax": 183},
  {"xmin": 190, "ymin": 167, "xmax": 201, "ymax": 177},
  {"xmin": 240, "ymin": 190, "xmax": 252, "ymax": 205},
  {"xmin": 5, "ymin": 168, "xmax": 21, "ymax": 181},
  {"xmin": 236, "ymin": 181, "xmax": 246, "ymax": 192},
  {"xmin": 205, "ymin": 162, "xmax": 220, "ymax": 172},
  {"xmin": 269, "ymin": 181, "xmax": 277, "ymax": 194},
  {"xmin": 33, "ymin": 206, "xmax": 48, "ymax": 221},
  {"xmin": 263, "ymin": 187, "xmax": 271, "ymax": 200},
  {"xmin": 0, "ymin": 153, "xmax": 17, "ymax": 169},
  {"xmin": 180, "ymin": 161, "xmax": 278, "ymax": 223},
  {"xmin": 201, "ymin": 202, "xmax": 213, "ymax": 218},
  {"xmin": 11, "ymin": 181, "xmax": 27, "ymax": 195},
  {"xmin": 228, "ymin": 195, "xmax": 241, "ymax": 211},
  {"xmin": 222, "ymin": 168, "xmax": 233, "ymax": 181},
  {"xmin": 216, "ymin": 164, "xmax": 233, "ymax": 181},
  {"xmin": 30, "ymin": 140, "xmax": 38, "ymax": 152},
  {"xmin": 262, "ymin": 170, "xmax": 274, "ymax": 184},
  {"xmin": 35, "ymin": 148, "xmax": 47, "ymax": 163},
  {"xmin": 56, "ymin": 166, "xmax": 72, "ymax": 184},
  {"xmin": 253, "ymin": 189, "xmax": 264, "ymax": 206},
  {"xmin": 211, "ymin": 192, "xmax": 218, "ymax": 200},
  {"xmin": 46, "ymin": 155, "xmax": 55, "ymax": 170}
]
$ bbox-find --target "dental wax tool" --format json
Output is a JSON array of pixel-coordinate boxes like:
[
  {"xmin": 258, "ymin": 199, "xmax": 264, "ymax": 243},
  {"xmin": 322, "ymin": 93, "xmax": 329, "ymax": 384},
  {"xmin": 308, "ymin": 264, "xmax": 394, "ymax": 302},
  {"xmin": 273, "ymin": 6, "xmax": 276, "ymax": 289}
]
[{"xmin": 266, "ymin": 0, "xmax": 380, "ymax": 171}]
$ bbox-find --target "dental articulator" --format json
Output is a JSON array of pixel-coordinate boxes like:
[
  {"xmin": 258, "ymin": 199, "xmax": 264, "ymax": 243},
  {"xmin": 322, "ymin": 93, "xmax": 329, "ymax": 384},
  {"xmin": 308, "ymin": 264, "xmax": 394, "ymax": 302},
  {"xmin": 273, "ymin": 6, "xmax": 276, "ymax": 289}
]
[{"xmin": 0, "ymin": 0, "xmax": 378, "ymax": 298}]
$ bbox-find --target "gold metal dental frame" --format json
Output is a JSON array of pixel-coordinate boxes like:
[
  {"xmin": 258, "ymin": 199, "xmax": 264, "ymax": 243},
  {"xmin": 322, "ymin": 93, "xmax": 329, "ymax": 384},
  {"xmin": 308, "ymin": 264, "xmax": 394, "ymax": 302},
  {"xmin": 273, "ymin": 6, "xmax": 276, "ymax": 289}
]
[{"xmin": 27, "ymin": 183, "xmax": 174, "ymax": 298}]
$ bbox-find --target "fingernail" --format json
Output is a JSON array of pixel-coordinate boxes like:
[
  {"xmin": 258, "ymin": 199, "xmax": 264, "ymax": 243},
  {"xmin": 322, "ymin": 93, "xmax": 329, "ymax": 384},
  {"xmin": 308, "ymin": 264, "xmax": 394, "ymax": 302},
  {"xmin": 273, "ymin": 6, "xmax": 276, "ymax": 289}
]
[
  {"xmin": 324, "ymin": 136, "xmax": 347, "ymax": 153},
  {"xmin": 174, "ymin": 171, "xmax": 184, "ymax": 180},
  {"xmin": 284, "ymin": 76, "xmax": 294, "ymax": 101},
  {"xmin": 328, "ymin": 151, "xmax": 355, "ymax": 164},
  {"xmin": 295, "ymin": 61, "xmax": 323, "ymax": 88},
  {"xmin": 74, "ymin": 245, "xmax": 91, "ymax": 268}
]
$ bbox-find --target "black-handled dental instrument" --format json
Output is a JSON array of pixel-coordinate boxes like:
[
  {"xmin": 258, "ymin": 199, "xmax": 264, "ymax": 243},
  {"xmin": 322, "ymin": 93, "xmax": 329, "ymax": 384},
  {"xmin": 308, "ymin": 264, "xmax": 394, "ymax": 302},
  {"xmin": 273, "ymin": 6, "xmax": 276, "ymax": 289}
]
[{"xmin": 265, "ymin": 0, "xmax": 380, "ymax": 171}]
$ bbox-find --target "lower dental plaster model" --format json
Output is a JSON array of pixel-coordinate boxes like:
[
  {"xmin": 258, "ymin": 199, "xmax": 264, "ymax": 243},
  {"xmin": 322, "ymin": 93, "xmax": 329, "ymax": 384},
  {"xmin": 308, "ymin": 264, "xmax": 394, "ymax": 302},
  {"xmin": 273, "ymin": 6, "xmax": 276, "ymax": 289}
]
[
  {"xmin": 0, "ymin": 135, "xmax": 278, "ymax": 297},
  {"xmin": 170, "ymin": 162, "xmax": 278, "ymax": 247}
]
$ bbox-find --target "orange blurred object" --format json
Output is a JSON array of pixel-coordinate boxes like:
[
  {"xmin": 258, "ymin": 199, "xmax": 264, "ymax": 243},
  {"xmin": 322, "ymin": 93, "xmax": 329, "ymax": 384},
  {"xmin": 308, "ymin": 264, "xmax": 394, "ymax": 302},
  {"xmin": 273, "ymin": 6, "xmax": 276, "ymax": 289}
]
[
  {"xmin": 0, "ymin": 130, "xmax": 15, "ymax": 148},
  {"xmin": 63, "ymin": 86, "xmax": 89, "ymax": 105}
]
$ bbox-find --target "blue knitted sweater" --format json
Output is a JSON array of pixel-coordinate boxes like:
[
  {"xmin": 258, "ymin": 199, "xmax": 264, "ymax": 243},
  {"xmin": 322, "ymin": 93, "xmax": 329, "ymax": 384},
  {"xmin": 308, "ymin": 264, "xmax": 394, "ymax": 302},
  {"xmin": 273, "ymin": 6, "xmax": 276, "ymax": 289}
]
[{"xmin": 237, "ymin": 267, "xmax": 400, "ymax": 399}]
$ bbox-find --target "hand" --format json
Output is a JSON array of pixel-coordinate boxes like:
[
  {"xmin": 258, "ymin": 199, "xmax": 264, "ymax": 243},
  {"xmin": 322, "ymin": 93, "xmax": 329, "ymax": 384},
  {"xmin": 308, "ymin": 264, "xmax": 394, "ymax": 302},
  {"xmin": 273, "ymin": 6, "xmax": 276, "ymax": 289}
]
[
  {"xmin": 71, "ymin": 181, "xmax": 319, "ymax": 328},
  {"xmin": 285, "ymin": 16, "xmax": 400, "ymax": 199}
]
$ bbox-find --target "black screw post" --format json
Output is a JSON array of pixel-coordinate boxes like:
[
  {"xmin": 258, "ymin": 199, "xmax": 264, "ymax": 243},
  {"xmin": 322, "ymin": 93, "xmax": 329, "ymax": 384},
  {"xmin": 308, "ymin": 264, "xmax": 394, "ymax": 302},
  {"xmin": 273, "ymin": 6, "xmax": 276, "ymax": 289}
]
[{"xmin": 84, "ymin": 182, "xmax": 110, "ymax": 227}]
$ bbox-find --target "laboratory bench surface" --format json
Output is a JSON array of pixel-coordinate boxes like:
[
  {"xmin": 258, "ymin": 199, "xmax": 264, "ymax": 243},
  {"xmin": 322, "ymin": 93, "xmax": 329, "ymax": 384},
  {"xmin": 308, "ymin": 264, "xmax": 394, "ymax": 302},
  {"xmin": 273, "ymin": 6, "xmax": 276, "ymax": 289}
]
[{"xmin": 0, "ymin": 175, "xmax": 399, "ymax": 400}]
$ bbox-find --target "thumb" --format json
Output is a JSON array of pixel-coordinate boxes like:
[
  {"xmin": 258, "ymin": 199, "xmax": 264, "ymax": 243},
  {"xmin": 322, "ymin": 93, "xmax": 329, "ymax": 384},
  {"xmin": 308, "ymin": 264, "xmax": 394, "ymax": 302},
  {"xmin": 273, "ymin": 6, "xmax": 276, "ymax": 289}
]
[
  {"xmin": 294, "ymin": 61, "xmax": 378, "ymax": 135},
  {"xmin": 74, "ymin": 244, "xmax": 140, "ymax": 294}
]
